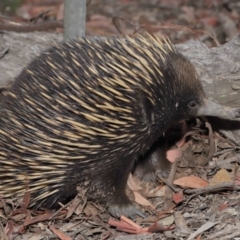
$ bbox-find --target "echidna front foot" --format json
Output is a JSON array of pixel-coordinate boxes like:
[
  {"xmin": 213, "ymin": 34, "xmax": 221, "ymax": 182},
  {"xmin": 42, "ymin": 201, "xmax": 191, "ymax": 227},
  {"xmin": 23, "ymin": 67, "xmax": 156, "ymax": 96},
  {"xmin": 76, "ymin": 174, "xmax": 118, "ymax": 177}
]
[
  {"xmin": 133, "ymin": 139, "xmax": 171, "ymax": 182},
  {"xmin": 108, "ymin": 203, "xmax": 146, "ymax": 219}
]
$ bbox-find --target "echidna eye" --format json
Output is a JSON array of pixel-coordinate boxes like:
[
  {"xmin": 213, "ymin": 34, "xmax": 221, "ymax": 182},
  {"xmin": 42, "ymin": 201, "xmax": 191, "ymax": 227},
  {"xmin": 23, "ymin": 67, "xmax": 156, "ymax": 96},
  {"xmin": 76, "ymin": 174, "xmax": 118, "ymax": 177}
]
[{"xmin": 188, "ymin": 101, "xmax": 197, "ymax": 108}]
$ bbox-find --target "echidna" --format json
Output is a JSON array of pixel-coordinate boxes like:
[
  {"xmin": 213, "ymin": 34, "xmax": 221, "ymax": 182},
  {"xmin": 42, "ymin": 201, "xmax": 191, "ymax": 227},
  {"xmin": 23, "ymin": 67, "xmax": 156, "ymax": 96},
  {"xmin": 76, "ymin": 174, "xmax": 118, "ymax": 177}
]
[{"xmin": 0, "ymin": 35, "xmax": 239, "ymax": 218}]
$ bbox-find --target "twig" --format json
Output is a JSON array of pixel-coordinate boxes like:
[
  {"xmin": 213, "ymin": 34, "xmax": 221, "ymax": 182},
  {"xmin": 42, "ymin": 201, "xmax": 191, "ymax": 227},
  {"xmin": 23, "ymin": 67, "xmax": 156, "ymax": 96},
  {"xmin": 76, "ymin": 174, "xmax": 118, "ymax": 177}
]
[{"xmin": 0, "ymin": 21, "xmax": 63, "ymax": 32}]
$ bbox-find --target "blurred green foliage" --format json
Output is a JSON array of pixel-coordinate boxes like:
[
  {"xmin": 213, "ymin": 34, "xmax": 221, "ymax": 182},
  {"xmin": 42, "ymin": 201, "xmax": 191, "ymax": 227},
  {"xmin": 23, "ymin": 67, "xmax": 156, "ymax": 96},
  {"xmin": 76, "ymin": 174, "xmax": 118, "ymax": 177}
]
[{"xmin": 0, "ymin": 0, "xmax": 23, "ymax": 15}]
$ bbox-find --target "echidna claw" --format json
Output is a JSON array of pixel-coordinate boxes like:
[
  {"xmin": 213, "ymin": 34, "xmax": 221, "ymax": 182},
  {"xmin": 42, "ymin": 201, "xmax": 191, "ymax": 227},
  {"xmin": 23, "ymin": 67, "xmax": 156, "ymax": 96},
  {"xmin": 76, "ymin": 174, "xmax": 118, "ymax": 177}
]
[{"xmin": 108, "ymin": 204, "xmax": 146, "ymax": 219}]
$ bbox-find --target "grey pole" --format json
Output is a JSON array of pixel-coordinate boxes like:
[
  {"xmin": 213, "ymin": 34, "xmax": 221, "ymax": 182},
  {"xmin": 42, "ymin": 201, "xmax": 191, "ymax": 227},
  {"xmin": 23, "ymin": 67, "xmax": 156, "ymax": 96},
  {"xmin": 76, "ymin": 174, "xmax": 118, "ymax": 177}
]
[{"xmin": 63, "ymin": 0, "xmax": 86, "ymax": 41}]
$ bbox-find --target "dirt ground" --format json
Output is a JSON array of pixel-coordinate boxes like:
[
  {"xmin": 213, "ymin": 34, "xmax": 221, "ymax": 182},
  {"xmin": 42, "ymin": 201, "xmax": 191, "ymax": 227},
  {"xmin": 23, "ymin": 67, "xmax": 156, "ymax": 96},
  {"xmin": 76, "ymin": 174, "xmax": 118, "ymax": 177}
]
[{"xmin": 1, "ymin": 1, "xmax": 240, "ymax": 240}]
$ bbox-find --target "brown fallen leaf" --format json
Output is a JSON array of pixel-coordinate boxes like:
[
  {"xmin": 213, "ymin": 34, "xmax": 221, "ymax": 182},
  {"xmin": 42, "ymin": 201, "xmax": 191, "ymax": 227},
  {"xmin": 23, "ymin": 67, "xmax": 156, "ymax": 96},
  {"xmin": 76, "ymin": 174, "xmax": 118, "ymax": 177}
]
[
  {"xmin": 127, "ymin": 173, "xmax": 142, "ymax": 191},
  {"xmin": 23, "ymin": 213, "xmax": 53, "ymax": 228},
  {"xmin": 148, "ymin": 221, "xmax": 175, "ymax": 233},
  {"xmin": 219, "ymin": 203, "xmax": 228, "ymax": 211},
  {"xmin": 173, "ymin": 190, "xmax": 184, "ymax": 204},
  {"xmin": 108, "ymin": 216, "xmax": 147, "ymax": 234},
  {"xmin": 147, "ymin": 185, "xmax": 165, "ymax": 198},
  {"xmin": 50, "ymin": 225, "xmax": 72, "ymax": 240},
  {"xmin": 174, "ymin": 176, "xmax": 209, "ymax": 189},
  {"xmin": 108, "ymin": 215, "xmax": 174, "ymax": 234},
  {"xmin": 234, "ymin": 177, "xmax": 240, "ymax": 186},
  {"xmin": 209, "ymin": 169, "xmax": 232, "ymax": 186},
  {"xmin": 133, "ymin": 191, "xmax": 155, "ymax": 209}
]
